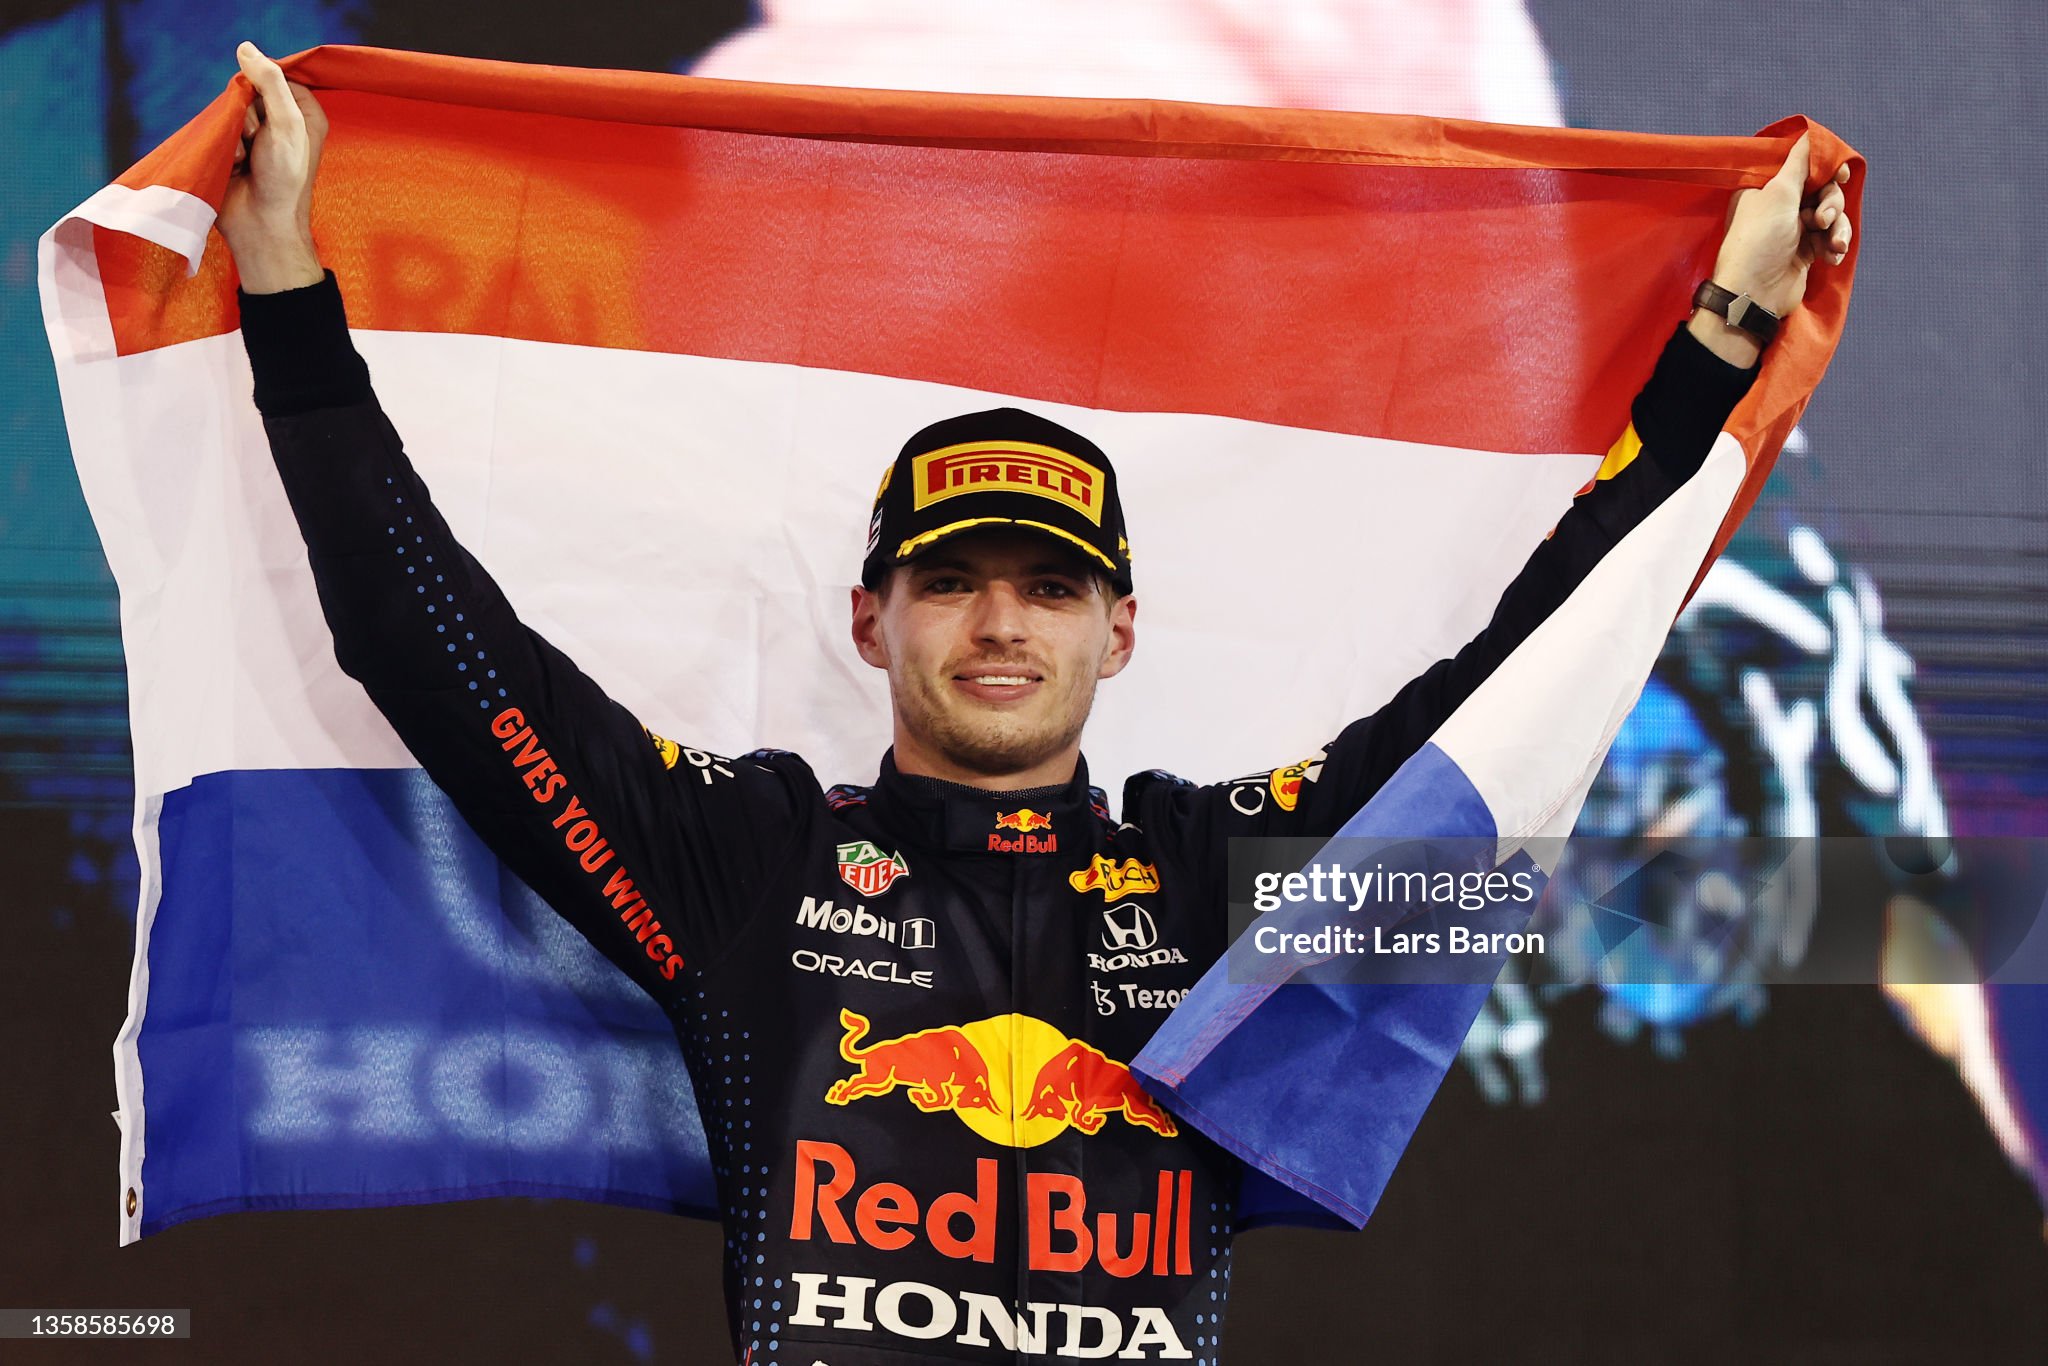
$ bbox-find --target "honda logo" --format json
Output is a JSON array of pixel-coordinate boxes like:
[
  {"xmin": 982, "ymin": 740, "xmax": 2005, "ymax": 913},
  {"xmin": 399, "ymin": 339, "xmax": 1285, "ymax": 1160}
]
[{"xmin": 1100, "ymin": 903, "xmax": 1158, "ymax": 952}]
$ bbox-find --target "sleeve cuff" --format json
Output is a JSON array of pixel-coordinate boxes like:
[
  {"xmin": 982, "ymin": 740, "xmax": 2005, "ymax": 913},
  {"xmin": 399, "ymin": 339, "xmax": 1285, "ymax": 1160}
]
[
  {"xmin": 1632, "ymin": 319, "xmax": 1760, "ymax": 484},
  {"xmin": 237, "ymin": 269, "xmax": 373, "ymax": 417}
]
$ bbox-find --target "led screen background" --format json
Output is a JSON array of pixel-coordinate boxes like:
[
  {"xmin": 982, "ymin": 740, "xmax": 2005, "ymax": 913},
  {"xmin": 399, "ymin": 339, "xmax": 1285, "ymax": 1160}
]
[{"xmin": 2, "ymin": 2, "xmax": 2043, "ymax": 1361}]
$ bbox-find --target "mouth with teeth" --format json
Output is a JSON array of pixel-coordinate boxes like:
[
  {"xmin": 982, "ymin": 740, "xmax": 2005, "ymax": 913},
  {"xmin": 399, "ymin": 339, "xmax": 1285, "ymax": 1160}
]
[{"xmin": 952, "ymin": 665, "xmax": 1044, "ymax": 704}]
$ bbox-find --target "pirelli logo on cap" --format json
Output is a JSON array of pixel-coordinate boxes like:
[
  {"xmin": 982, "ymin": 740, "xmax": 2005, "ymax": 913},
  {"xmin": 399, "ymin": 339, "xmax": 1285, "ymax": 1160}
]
[{"xmin": 911, "ymin": 441, "xmax": 1104, "ymax": 525}]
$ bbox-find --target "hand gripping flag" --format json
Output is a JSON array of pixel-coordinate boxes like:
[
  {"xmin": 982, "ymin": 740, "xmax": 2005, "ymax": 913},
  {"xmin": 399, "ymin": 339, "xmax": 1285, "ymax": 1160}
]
[{"xmin": 39, "ymin": 45, "xmax": 1857, "ymax": 1243}]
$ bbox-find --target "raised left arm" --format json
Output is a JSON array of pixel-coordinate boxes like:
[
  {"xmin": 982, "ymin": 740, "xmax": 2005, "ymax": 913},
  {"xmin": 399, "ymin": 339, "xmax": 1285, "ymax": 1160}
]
[{"xmin": 1129, "ymin": 133, "xmax": 1855, "ymax": 865}]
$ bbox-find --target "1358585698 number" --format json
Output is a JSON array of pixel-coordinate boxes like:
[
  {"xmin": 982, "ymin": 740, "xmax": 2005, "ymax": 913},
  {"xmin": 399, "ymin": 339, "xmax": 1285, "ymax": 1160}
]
[{"xmin": 1, "ymin": 1310, "xmax": 190, "ymax": 1338}]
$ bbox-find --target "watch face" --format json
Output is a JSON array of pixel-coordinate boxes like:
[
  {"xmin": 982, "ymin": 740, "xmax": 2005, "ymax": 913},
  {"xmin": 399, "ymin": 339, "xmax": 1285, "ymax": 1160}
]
[{"xmin": 1723, "ymin": 290, "xmax": 1777, "ymax": 340}]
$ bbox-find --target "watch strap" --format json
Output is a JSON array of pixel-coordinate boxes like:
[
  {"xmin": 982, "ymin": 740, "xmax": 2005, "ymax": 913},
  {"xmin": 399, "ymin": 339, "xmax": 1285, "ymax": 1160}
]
[{"xmin": 1692, "ymin": 279, "xmax": 1780, "ymax": 347}]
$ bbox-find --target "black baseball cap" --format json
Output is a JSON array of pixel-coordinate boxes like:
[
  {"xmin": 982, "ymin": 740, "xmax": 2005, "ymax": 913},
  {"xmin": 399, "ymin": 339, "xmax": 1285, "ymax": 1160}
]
[{"xmin": 859, "ymin": 407, "xmax": 1134, "ymax": 595}]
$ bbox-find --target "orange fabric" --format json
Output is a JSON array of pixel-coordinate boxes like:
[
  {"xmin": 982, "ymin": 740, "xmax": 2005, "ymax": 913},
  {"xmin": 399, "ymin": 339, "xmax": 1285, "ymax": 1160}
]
[{"xmin": 94, "ymin": 44, "xmax": 1861, "ymax": 602}]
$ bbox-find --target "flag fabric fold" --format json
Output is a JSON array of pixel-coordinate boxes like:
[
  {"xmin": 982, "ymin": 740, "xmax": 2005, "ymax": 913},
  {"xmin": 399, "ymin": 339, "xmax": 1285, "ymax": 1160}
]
[{"xmin": 39, "ymin": 44, "xmax": 1857, "ymax": 1244}]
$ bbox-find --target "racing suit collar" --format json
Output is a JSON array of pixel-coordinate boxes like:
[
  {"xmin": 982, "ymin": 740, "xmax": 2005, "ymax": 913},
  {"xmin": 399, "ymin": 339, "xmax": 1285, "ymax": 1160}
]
[{"xmin": 872, "ymin": 748, "xmax": 1096, "ymax": 855}]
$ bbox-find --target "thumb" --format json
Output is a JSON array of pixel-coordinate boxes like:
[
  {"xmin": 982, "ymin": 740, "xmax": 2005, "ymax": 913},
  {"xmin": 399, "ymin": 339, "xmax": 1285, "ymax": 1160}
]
[
  {"xmin": 1769, "ymin": 131, "xmax": 1812, "ymax": 195},
  {"xmin": 235, "ymin": 39, "xmax": 267, "ymax": 86},
  {"xmin": 236, "ymin": 40, "xmax": 303, "ymax": 136}
]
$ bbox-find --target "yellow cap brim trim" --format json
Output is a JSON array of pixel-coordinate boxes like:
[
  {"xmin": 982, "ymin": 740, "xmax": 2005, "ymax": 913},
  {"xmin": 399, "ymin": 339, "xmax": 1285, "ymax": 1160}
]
[{"xmin": 895, "ymin": 516, "xmax": 1120, "ymax": 575}]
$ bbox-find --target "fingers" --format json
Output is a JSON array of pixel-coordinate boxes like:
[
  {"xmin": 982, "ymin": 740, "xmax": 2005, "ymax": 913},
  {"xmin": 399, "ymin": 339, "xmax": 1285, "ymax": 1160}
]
[
  {"xmin": 1800, "ymin": 206, "xmax": 1852, "ymax": 265},
  {"xmin": 1795, "ymin": 148, "xmax": 1854, "ymax": 265},
  {"xmin": 1814, "ymin": 166, "xmax": 1851, "ymax": 263},
  {"xmin": 1801, "ymin": 181, "xmax": 1846, "ymax": 231},
  {"xmin": 1799, "ymin": 217, "xmax": 1850, "ymax": 265}
]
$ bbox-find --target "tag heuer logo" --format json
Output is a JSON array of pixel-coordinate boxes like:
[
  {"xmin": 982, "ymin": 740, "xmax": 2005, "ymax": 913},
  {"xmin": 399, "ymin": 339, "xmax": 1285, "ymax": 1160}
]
[{"xmin": 837, "ymin": 841, "xmax": 911, "ymax": 897}]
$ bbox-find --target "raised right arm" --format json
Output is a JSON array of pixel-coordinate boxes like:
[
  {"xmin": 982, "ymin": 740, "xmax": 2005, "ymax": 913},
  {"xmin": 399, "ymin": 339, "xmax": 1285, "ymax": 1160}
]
[{"xmin": 223, "ymin": 44, "xmax": 808, "ymax": 1010}]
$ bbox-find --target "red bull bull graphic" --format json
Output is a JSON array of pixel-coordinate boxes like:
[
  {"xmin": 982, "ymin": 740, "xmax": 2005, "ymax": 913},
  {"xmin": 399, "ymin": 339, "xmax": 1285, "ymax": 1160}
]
[
  {"xmin": 824, "ymin": 1011, "xmax": 1176, "ymax": 1144},
  {"xmin": 825, "ymin": 1009, "xmax": 999, "ymax": 1115},
  {"xmin": 1022, "ymin": 1040, "xmax": 1178, "ymax": 1136},
  {"xmin": 995, "ymin": 808, "xmax": 1053, "ymax": 832},
  {"xmin": 990, "ymin": 808, "xmax": 1057, "ymax": 853}
]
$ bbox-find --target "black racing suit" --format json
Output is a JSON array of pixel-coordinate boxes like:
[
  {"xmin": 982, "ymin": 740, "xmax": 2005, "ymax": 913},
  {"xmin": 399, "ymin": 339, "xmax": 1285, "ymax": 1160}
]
[{"xmin": 240, "ymin": 273, "xmax": 1754, "ymax": 1365}]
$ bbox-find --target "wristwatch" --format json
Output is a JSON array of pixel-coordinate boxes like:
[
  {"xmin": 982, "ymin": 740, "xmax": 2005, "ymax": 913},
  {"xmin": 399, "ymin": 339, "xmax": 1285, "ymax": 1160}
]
[{"xmin": 1692, "ymin": 279, "xmax": 1781, "ymax": 348}]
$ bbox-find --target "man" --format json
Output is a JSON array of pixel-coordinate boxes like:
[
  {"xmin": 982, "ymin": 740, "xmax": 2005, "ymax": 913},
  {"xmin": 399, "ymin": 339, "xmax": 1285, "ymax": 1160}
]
[{"xmin": 221, "ymin": 39, "xmax": 1850, "ymax": 1366}]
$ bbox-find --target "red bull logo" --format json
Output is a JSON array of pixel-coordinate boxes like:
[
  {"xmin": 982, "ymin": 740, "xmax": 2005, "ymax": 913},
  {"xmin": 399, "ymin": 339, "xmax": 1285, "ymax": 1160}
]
[
  {"xmin": 995, "ymin": 808, "xmax": 1054, "ymax": 833},
  {"xmin": 1067, "ymin": 854, "xmax": 1161, "ymax": 902},
  {"xmin": 1021, "ymin": 1039, "xmax": 1178, "ymax": 1136},
  {"xmin": 990, "ymin": 808, "xmax": 1057, "ymax": 853},
  {"xmin": 824, "ymin": 1010, "xmax": 1176, "ymax": 1145},
  {"xmin": 789, "ymin": 1142, "xmax": 1197, "ymax": 1291},
  {"xmin": 825, "ymin": 1010, "xmax": 999, "ymax": 1116}
]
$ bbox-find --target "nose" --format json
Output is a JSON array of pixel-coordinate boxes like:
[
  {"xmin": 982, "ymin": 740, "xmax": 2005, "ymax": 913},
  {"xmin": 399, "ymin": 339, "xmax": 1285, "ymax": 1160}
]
[{"xmin": 968, "ymin": 578, "xmax": 1030, "ymax": 646}]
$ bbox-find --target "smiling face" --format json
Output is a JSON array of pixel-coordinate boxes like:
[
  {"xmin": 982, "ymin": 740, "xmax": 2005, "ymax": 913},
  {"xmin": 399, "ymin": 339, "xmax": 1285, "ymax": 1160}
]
[{"xmin": 850, "ymin": 527, "xmax": 1137, "ymax": 788}]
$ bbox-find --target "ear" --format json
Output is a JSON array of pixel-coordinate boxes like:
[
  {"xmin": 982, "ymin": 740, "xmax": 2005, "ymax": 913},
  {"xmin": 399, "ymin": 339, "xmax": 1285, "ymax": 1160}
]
[
  {"xmin": 850, "ymin": 583, "xmax": 890, "ymax": 670},
  {"xmin": 1097, "ymin": 592, "xmax": 1137, "ymax": 680}
]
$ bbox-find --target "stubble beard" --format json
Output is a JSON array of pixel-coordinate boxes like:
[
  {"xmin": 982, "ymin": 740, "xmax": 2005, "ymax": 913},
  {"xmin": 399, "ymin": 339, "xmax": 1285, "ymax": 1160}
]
[{"xmin": 898, "ymin": 664, "xmax": 1099, "ymax": 779}]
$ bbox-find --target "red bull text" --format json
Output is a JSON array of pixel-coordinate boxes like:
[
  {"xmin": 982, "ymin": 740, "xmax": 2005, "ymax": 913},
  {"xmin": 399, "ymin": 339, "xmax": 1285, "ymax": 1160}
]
[
  {"xmin": 790, "ymin": 1141, "xmax": 1195, "ymax": 1279},
  {"xmin": 990, "ymin": 808, "xmax": 1056, "ymax": 853}
]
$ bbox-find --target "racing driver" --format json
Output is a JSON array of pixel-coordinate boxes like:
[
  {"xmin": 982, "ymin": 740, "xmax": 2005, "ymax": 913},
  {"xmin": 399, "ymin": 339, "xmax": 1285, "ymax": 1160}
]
[{"xmin": 220, "ymin": 40, "xmax": 1852, "ymax": 1366}]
